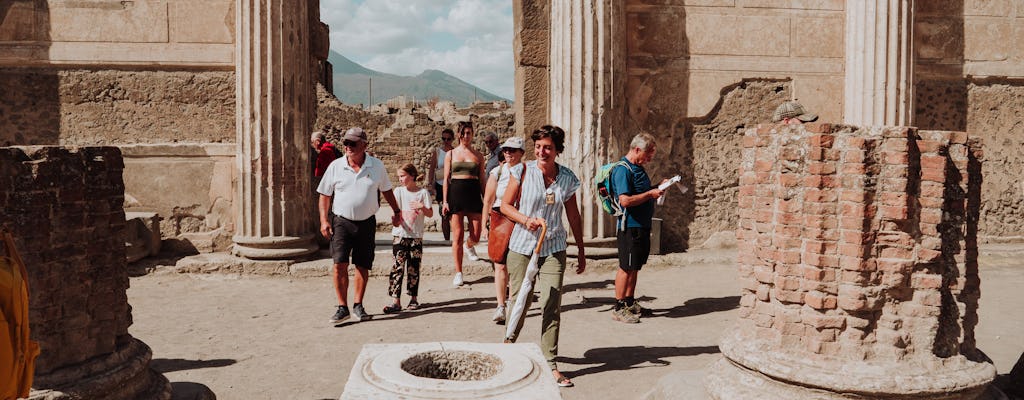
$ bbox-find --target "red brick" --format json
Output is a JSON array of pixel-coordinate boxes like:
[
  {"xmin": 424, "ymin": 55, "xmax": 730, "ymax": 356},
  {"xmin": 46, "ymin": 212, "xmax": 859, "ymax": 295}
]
[
  {"xmin": 920, "ymin": 154, "xmax": 947, "ymax": 170},
  {"xmin": 920, "ymin": 182, "xmax": 944, "ymax": 198},
  {"xmin": 779, "ymin": 173, "xmax": 801, "ymax": 187},
  {"xmin": 776, "ymin": 263, "xmax": 803, "ymax": 277},
  {"xmin": 802, "ymin": 265, "xmax": 825, "ymax": 280},
  {"xmin": 805, "ymin": 291, "xmax": 838, "ymax": 310},
  {"xmin": 803, "ymin": 215, "xmax": 838, "ymax": 230},
  {"xmin": 920, "ymin": 223, "xmax": 939, "ymax": 236},
  {"xmin": 840, "ymin": 163, "xmax": 866, "ymax": 174},
  {"xmin": 840, "ymin": 202, "xmax": 866, "ymax": 217},
  {"xmin": 876, "ymin": 258, "xmax": 912, "ymax": 273},
  {"xmin": 843, "ymin": 150, "xmax": 866, "ymax": 163},
  {"xmin": 882, "ymin": 151, "xmax": 909, "ymax": 165},
  {"xmin": 838, "ymin": 297, "xmax": 868, "ymax": 311},
  {"xmin": 839, "ymin": 243, "xmax": 867, "ymax": 257},
  {"xmin": 774, "ymin": 289, "xmax": 805, "ymax": 303},
  {"xmin": 775, "ymin": 199, "xmax": 800, "ymax": 213},
  {"xmin": 756, "ymin": 284, "xmax": 771, "ymax": 301},
  {"xmin": 779, "ymin": 250, "xmax": 802, "ymax": 264},
  {"xmin": 919, "ymin": 248, "xmax": 942, "ymax": 262},
  {"xmin": 880, "ymin": 192, "xmax": 908, "ymax": 206},
  {"xmin": 839, "ymin": 216, "xmax": 865, "ymax": 230},
  {"xmin": 881, "ymin": 138, "xmax": 908, "ymax": 152},
  {"xmin": 804, "ymin": 189, "xmax": 838, "ymax": 202},
  {"xmin": 840, "ymin": 270, "xmax": 872, "ymax": 284},
  {"xmin": 809, "ymin": 134, "xmax": 835, "ymax": 148},
  {"xmin": 803, "ymin": 202, "xmax": 834, "ymax": 215},
  {"xmin": 876, "ymin": 231, "xmax": 914, "ymax": 247},
  {"xmin": 921, "ymin": 209, "xmax": 943, "ymax": 224},
  {"xmin": 741, "ymin": 135, "xmax": 759, "ymax": 148},
  {"xmin": 916, "ymin": 139, "xmax": 946, "ymax": 153},
  {"xmin": 949, "ymin": 131, "xmax": 968, "ymax": 144},
  {"xmin": 843, "ymin": 137, "xmax": 867, "ymax": 149},
  {"xmin": 919, "ymin": 196, "xmax": 943, "ymax": 209},
  {"xmin": 803, "ymin": 252, "xmax": 839, "ymax": 268},
  {"xmin": 808, "ymin": 162, "xmax": 836, "ymax": 175},
  {"xmin": 879, "ymin": 246, "xmax": 913, "ymax": 259},
  {"xmin": 756, "ymin": 210, "xmax": 773, "ymax": 223},
  {"xmin": 754, "ymin": 160, "xmax": 773, "ymax": 172},
  {"xmin": 913, "ymin": 290, "xmax": 943, "ymax": 306},
  {"xmin": 804, "ymin": 123, "xmax": 833, "ymax": 134},
  {"xmin": 921, "ymin": 167, "xmax": 946, "ymax": 182},
  {"xmin": 774, "ymin": 276, "xmax": 802, "ymax": 290},
  {"xmin": 840, "ymin": 256, "xmax": 876, "ymax": 271},
  {"xmin": 803, "ymin": 240, "xmax": 829, "ymax": 254},
  {"xmin": 780, "ymin": 147, "xmax": 804, "ymax": 161},
  {"xmin": 778, "ymin": 212, "xmax": 802, "ymax": 225},
  {"xmin": 840, "ymin": 190, "xmax": 867, "ymax": 202},
  {"xmin": 880, "ymin": 178, "xmax": 908, "ymax": 192},
  {"xmin": 840, "ymin": 230, "xmax": 867, "ymax": 244},
  {"xmin": 911, "ymin": 272, "xmax": 943, "ymax": 289},
  {"xmin": 803, "ymin": 314, "xmax": 846, "ymax": 329},
  {"xmin": 879, "ymin": 205, "xmax": 908, "ymax": 220}
]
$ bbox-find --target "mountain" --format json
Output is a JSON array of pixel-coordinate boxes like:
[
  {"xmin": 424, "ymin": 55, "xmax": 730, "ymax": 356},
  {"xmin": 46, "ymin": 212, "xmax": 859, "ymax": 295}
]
[{"xmin": 327, "ymin": 51, "xmax": 508, "ymax": 107}]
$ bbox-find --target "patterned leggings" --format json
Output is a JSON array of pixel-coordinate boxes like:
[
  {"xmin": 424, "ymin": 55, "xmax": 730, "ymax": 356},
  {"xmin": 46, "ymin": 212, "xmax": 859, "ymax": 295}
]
[{"xmin": 388, "ymin": 237, "xmax": 423, "ymax": 299}]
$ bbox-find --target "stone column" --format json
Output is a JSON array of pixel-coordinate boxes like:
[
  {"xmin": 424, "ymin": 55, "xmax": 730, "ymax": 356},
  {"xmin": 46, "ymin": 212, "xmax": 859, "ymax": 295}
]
[
  {"xmin": 233, "ymin": 0, "xmax": 318, "ymax": 259},
  {"xmin": 844, "ymin": 0, "xmax": 915, "ymax": 126},
  {"xmin": 548, "ymin": 0, "xmax": 625, "ymax": 239},
  {"xmin": 705, "ymin": 124, "xmax": 997, "ymax": 399}
]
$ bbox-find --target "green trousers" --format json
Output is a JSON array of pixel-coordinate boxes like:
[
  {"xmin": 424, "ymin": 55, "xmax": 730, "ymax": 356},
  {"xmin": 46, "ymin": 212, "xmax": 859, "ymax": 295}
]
[{"xmin": 505, "ymin": 250, "xmax": 567, "ymax": 370}]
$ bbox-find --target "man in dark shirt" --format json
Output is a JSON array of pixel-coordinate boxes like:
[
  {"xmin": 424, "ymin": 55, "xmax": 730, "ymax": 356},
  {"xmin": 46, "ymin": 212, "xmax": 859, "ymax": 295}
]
[{"xmin": 609, "ymin": 133, "xmax": 665, "ymax": 323}]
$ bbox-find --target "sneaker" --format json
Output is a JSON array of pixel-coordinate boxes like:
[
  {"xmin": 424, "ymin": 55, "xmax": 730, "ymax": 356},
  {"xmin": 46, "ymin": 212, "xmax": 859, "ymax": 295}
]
[
  {"xmin": 329, "ymin": 306, "xmax": 350, "ymax": 324},
  {"xmin": 452, "ymin": 272, "xmax": 464, "ymax": 286},
  {"xmin": 612, "ymin": 307, "xmax": 640, "ymax": 324},
  {"xmin": 628, "ymin": 302, "xmax": 649, "ymax": 317},
  {"xmin": 352, "ymin": 303, "xmax": 372, "ymax": 321},
  {"xmin": 465, "ymin": 244, "xmax": 480, "ymax": 261},
  {"xmin": 492, "ymin": 305, "xmax": 506, "ymax": 323}
]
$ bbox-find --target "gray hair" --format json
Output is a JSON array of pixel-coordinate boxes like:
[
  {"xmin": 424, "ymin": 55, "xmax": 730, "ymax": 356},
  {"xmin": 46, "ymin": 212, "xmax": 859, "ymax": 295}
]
[
  {"xmin": 483, "ymin": 131, "xmax": 498, "ymax": 141},
  {"xmin": 630, "ymin": 133, "xmax": 656, "ymax": 151},
  {"xmin": 311, "ymin": 131, "xmax": 326, "ymax": 141}
]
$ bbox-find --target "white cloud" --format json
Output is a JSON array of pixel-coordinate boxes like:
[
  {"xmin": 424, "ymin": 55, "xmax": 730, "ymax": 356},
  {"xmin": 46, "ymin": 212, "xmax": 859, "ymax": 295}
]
[{"xmin": 321, "ymin": 0, "xmax": 514, "ymax": 99}]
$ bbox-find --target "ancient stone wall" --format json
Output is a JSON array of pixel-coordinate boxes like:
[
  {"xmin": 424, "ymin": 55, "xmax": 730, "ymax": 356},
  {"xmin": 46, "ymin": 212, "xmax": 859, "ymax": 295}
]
[
  {"xmin": 0, "ymin": 68, "xmax": 235, "ymax": 146},
  {"xmin": 315, "ymin": 88, "xmax": 516, "ymax": 182},
  {"xmin": 706, "ymin": 124, "xmax": 995, "ymax": 399},
  {"xmin": 0, "ymin": 146, "xmax": 169, "ymax": 398}
]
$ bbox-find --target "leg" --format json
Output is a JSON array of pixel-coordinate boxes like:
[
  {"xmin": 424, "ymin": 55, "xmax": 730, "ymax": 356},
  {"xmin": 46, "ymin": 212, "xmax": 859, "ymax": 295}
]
[
  {"xmin": 407, "ymin": 239, "xmax": 422, "ymax": 298},
  {"xmin": 333, "ymin": 263, "xmax": 350, "ymax": 306},
  {"xmin": 388, "ymin": 237, "xmax": 406, "ymax": 301},
  {"xmin": 353, "ymin": 266, "xmax": 370, "ymax": 304},
  {"xmin": 614, "ymin": 268, "xmax": 629, "ymax": 303},
  {"xmin": 504, "ymin": 251, "xmax": 531, "ymax": 341},
  {"xmin": 495, "ymin": 263, "xmax": 508, "ymax": 304},
  {"xmin": 537, "ymin": 252, "xmax": 567, "ymax": 370},
  {"xmin": 451, "ymin": 212, "xmax": 466, "ymax": 273},
  {"xmin": 466, "ymin": 212, "xmax": 483, "ymax": 247},
  {"xmin": 624, "ymin": 270, "xmax": 639, "ymax": 298}
]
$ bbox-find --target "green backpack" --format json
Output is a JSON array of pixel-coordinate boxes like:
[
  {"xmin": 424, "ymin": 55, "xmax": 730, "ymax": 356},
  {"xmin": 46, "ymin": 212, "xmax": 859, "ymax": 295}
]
[{"xmin": 594, "ymin": 161, "xmax": 633, "ymax": 228}]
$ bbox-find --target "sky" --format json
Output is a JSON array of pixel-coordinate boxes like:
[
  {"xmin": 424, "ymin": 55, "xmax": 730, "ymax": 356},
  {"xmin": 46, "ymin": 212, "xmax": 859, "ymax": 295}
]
[{"xmin": 320, "ymin": 0, "xmax": 515, "ymax": 100}]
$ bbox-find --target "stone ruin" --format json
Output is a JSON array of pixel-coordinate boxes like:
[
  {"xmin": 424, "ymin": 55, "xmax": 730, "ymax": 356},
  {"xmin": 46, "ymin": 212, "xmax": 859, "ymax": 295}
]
[
  {"xmin": 0, "ymin": 147, "xmax": 170, "ymax": 399},
  {"xmin": 705, "ymin": 124, "xmax": 998, "ymax": 399}
]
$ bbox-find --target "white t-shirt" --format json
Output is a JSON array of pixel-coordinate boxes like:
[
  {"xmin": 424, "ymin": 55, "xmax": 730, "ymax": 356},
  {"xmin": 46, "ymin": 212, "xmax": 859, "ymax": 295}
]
[
  {"xmin": 317, "ymin": 155, "xmax": 393, "ymax": 221},
  {"xmin": 391, "ymin": 186, "xmax": 433, "ymax": 238},
  {"xmin": 489, "ymin": 163, "xmax": 524, "ymax": 208}
]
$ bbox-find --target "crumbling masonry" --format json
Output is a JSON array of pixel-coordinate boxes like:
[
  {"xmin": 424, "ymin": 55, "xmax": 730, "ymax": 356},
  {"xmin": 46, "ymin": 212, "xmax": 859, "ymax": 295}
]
[{"xmin": 705, "ymin": 124, "xmax": 996, "ymax": 398}]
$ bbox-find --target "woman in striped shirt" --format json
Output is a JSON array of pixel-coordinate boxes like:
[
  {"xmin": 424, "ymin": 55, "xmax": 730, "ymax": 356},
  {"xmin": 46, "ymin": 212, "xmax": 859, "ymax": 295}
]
[{"xmin": 499, "ymin": 125, "xmax": 586, "ymax": 388}]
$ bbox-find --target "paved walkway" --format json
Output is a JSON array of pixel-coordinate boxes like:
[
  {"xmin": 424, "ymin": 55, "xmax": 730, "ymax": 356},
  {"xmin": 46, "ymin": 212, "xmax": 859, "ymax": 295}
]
[{"xmin": 127, "ymin": 243, "xmax": 1024, "ymax": 400}]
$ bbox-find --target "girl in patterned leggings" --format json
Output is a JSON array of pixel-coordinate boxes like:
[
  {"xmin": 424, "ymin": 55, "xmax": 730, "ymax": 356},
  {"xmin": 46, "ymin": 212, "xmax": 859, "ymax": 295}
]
[{"xmin": 384, "ymin": 164, "xmax": 433, "ymax": 313}]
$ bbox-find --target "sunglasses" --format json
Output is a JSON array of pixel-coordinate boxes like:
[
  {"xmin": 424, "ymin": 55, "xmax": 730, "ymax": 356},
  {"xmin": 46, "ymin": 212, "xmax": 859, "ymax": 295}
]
[
  {"xmin": 342, "ymin": 140, "xmax": 360, "ymax": 147},
  {"xmin": 442, "ymin": 137, "xmax": 454, "ymax": 141},
  {"xmin": 501, "ymin": 148, "xmax": 521, "ymax": 153}
]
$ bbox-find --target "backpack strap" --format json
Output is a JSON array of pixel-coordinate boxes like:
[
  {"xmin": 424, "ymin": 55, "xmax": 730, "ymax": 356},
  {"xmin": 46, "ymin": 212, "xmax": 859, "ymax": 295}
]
[{"xmin": 609, "ymin": 161, "xmax": 634, "ymax": 232}]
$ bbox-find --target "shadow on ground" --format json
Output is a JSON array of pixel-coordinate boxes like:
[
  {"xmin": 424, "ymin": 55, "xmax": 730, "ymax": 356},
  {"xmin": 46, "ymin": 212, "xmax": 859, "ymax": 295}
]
[
  {"xmin": 559, "ymin": 345, "xmax": 721, "ymax": 378},
  {"xmin": 152, "ymin": 358, "xmax": 236, "ymax": 373}
]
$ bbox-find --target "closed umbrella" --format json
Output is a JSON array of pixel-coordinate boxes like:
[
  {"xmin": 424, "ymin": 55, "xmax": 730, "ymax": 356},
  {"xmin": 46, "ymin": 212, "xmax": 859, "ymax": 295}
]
[{"xmin": 504, "ymin": 220, "xmax": 547, "ymax": 340}]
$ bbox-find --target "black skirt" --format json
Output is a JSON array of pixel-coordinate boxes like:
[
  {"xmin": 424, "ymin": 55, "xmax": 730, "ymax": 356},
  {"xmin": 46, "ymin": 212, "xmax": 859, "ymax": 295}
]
[{"xmin": 447, "ymin": 179, "xmax": 483, "ymax": 215}]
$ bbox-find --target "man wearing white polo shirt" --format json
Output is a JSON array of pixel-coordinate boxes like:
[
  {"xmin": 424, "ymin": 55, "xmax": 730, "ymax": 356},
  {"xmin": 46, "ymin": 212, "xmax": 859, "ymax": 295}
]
[{"xmin": 318, "ymin": 127, "xmax": 401, "ymax": 324}]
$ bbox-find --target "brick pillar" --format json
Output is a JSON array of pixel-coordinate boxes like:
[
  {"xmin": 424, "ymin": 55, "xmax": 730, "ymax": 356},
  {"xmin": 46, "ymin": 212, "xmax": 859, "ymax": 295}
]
[
  {"xmin": 705, "ymin": 124, "xmax": 996, "ymax": 399},
  {"xmin": 0, "ymin": 147, "xmax": 170, "ymax": 399},
  {"xmin": 233, "ymin": 0, "xmax": 318, "ymax": 259},
  {"xmin": 548, "ymin": 0, "xmax": 626, "ymax": 239}
]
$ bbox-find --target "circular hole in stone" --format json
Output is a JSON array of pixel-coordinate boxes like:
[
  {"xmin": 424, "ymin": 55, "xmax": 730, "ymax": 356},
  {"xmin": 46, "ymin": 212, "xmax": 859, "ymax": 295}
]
[{"xmin": 401, "ymin": 351, "xmax": 503, "ymax": 381}]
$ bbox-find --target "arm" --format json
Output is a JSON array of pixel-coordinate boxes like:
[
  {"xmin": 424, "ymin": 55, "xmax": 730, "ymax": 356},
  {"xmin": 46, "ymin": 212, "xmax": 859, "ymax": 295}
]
[
  {"xmin": 500, "ymin": 172, "xmax": 542, "ymax": 231},
  {"xmin": 564, "ymin": 194, "xmax": 586, "ymax": 274},
  {"xmin": 417, "ymin": 192, "xmax": 434, "ymax": 218},
  {"xmin": 318, "ymin": 194, "xmax": 333, "ymax": 239},
  {"xmin": 618, "ymin": 189, "xmax": 663, "ymax": 208},
  {"xmin": 382, "ymin": 189, "xmax": 401, "ymax": 227},
  {"xmin": 612, "ymin": 166, "xmax": 663, "ymax": 208},
  {"xmin": 481, "ymin": 171, "xmax": 499, "ymax": 234},
  {"xmin": 426, "ymin": 150, "xmax": 436, "ymax": 195},
  {"xmin": 442, "ymin": 151, "xmax": 452, "ymax": 215},
  {"xmin": 478, "ymin": 151, "xmax": 487, "ymax": 194}
]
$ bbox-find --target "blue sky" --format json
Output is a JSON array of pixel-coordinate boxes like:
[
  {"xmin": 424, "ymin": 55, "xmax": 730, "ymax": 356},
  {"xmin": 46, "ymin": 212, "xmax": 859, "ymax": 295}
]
[{"xmin": 320, "ymin": 0, "xmax": 515, "ymax": 100}]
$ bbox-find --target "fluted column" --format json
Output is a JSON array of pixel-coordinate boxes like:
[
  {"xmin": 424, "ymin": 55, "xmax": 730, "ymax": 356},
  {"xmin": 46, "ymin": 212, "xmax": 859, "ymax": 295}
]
[
  {"xmin": 233, "ymin": 0, "xmax": 318, "ymax": 259},
  {"xmin": 844, "ymin": 0, "xmax": 915, "ymax": 126},
  {"xmin": 549, "ymin": 0, "xmax": 625, "ymax": 239}
]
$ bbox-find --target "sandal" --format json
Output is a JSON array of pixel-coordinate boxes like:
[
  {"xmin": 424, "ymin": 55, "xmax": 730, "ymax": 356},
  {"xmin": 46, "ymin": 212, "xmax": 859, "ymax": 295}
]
[
  {"xmin": 553, "ymin": 372, "xmax": 573, "ymax": 387},
  {"xmin": 382, "ymin": 304, "xmax": 402, "ymax": 314},
  {"xmin": 406, "ymin": 301, "xmax": 419, "ymax": 310}
]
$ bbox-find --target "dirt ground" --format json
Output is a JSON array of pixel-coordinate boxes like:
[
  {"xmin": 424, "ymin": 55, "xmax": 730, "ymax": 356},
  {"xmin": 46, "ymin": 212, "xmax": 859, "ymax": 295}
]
[{"xmin": 127, "ymin": 238, "xmax": 1024, "ymax": 400}]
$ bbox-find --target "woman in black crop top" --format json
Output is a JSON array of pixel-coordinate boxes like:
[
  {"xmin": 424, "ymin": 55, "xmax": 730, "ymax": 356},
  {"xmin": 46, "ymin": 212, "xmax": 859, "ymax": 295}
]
[{"xmin": 442, "ymin": 121, "xmax": 486, "ymax": 286}]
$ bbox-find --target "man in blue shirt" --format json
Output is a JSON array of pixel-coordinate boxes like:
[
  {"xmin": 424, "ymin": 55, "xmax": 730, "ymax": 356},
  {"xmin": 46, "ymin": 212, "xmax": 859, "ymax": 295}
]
[{"xmin": 609, "ymin": 133, "xmax": 665, "ymax": 323}]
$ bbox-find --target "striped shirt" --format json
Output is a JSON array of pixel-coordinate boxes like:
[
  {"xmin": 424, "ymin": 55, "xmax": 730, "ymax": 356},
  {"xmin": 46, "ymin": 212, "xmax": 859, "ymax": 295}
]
[{"xmin": 507, "ymin": 161, "xmax": 581, "ymax": 257}]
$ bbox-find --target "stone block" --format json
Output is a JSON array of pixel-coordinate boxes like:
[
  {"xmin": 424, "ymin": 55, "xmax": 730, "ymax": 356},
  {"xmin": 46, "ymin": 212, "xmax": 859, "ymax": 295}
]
[
  {"xmin": 169, "ymin": 0, "xmax": 234, "ymax": 44},
  {"xmin": 49, "ymin": 0, "xmax": 170, "ymax": 43},
  {"xmin": 687, "ymin": 15, "xmax": 790, "ymax": 56},
  {"xmin": 737, "ymin": 0, "xmax": 843, "ymax": 10}
]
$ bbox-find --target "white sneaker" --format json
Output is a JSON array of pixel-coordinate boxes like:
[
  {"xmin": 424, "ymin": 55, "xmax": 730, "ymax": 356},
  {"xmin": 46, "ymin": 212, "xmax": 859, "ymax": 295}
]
[
  {"xmin": 465, "ymin": 244, "xmax": 480, "ymax": 261},
  {"xmin": 452, "ymin": 272, "xmax": 464, "ymax": 287},
  {"xmin": 492, "ymin": 305, "xmax": 506, "ymax": 323}
]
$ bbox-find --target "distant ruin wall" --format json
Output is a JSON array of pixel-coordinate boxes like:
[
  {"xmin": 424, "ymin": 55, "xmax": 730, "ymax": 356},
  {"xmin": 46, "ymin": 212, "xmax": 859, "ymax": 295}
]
[
  {"xmin": 0, "ymin": 146, "xmax": 170, "ymax": 398},
  {"xmin": 315, "ymin": 88, "xmax": 516, "ymax": 183},
  {"xmin": 0, "ymin": 68, "xmax": 235, "ymax": 146}
]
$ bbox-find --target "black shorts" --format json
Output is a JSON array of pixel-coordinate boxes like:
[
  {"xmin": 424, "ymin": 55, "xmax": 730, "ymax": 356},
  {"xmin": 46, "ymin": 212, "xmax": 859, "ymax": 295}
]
[
  {"xmin": 330, "ymin": 215, "xmax": 376, "ymax": 267},
  {"xmin": 447, "ymin": 178, "xmax": 483, "ymax": 215},
  {"xmin": 434, "ymin": 182, "xmax": 444, "ymax": 204},
  {"xmin": 617, "ymin": 227, "xmax": 651, "ymax": 271}
]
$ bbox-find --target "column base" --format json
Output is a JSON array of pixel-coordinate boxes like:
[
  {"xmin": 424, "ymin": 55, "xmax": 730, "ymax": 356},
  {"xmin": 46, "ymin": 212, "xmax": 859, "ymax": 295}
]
[
  {"xmin": 31, "ymin": 337, "xmax": 171, "ymax": 400},
  {"xmin": 232, "ymin": 234, "xmax": 318, "ymax": 260},
  {"xmin": 705, "ymin": 331, "xmax": 999, "ymax": 400}
]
